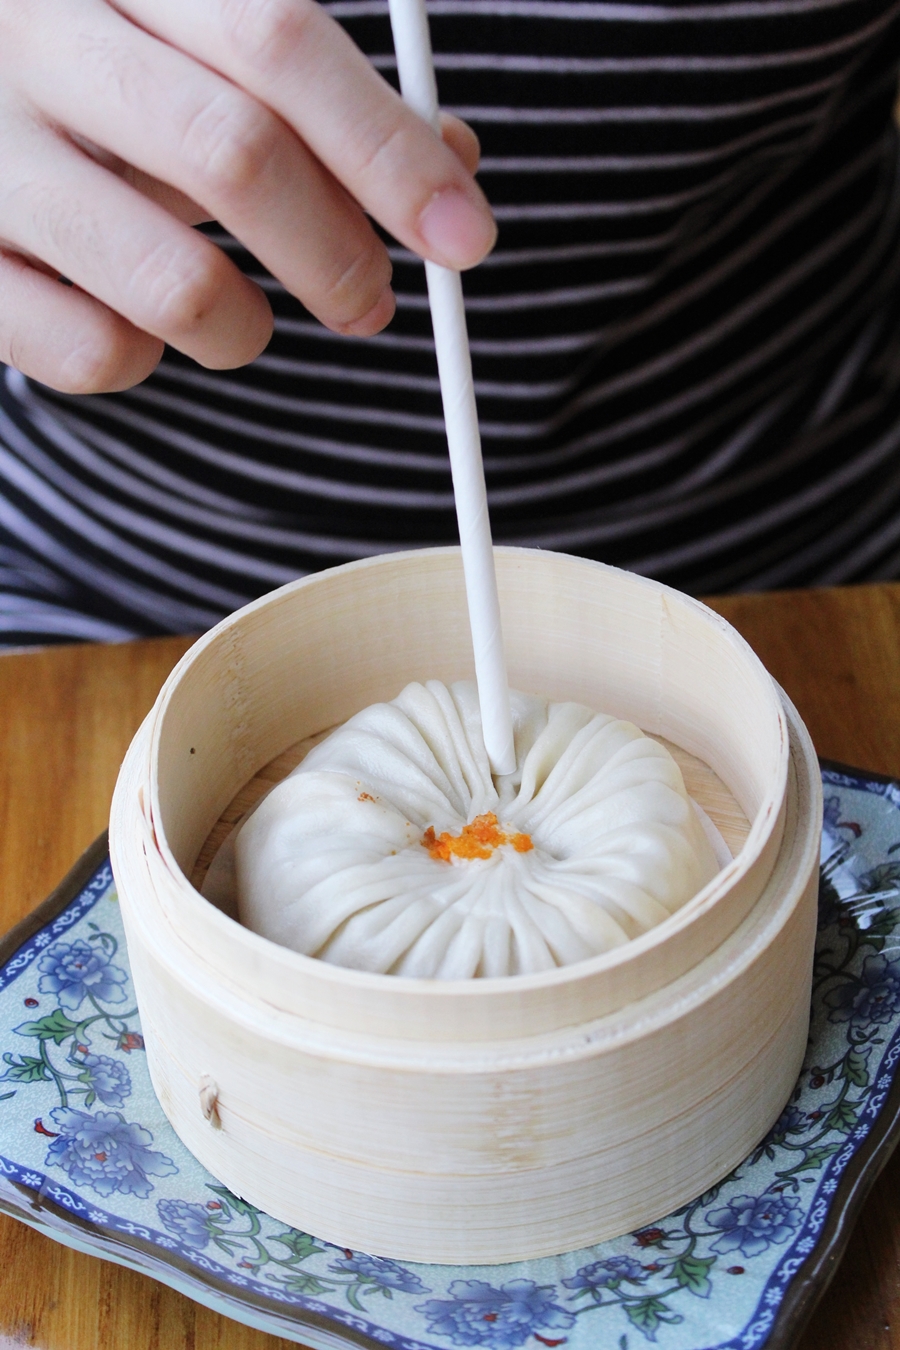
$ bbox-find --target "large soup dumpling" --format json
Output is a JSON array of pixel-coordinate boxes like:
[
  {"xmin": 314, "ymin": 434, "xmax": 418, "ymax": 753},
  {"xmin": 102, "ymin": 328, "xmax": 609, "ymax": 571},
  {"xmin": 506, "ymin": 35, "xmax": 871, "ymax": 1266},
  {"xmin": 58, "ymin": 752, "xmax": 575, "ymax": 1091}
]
[{"xmin": 235, "ymin": 681, "xmax": 721, "ymax": 979}]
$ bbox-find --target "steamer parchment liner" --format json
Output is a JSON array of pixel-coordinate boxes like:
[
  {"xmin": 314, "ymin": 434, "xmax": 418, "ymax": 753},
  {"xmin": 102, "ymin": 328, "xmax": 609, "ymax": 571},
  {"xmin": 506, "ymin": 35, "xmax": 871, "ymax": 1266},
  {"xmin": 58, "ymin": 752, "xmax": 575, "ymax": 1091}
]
[{"xmin": 109, "ymin": 548, "xmax": 817, "ymax": 1264}]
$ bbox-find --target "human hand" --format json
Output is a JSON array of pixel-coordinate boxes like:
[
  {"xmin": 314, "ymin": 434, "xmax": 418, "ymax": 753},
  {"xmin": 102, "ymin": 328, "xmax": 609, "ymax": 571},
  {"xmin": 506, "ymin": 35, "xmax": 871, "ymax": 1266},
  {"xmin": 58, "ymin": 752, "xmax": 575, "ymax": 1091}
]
[{"xmin": 0, "ymin": 0, "xmax": 494, "ymax": 392}]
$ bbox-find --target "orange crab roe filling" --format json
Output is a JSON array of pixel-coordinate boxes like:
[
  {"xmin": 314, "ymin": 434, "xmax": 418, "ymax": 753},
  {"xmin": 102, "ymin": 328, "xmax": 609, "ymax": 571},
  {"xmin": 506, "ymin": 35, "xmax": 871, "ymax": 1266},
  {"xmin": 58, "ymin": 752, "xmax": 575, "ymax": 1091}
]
[{"xmin": 422, "ymin": 812, "xmax": 534, "ymax": 862}]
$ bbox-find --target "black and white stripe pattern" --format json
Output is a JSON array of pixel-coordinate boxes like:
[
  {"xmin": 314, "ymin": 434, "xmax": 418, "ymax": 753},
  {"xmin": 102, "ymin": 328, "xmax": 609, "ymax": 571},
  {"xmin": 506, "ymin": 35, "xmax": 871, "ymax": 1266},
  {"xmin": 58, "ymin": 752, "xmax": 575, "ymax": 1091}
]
[{"xmin": 2, "ymin": 0, "xmax": 900, "ymax": 642}]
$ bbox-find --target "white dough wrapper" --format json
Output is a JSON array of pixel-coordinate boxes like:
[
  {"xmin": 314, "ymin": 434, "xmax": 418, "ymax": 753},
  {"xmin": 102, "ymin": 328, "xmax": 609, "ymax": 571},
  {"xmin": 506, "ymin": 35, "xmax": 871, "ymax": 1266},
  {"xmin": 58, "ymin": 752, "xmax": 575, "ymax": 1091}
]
[{"xmin": 235, "ymin": 681, "xmax": 721, "ymax": 979}]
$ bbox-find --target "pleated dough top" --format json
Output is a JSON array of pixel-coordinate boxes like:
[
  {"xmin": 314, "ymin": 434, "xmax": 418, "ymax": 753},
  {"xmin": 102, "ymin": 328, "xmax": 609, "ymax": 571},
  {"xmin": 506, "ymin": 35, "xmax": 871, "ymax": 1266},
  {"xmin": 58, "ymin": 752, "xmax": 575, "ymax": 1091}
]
[{"xmin": 235, "ymin": 681, "xmax": 721, "ymax": 978}]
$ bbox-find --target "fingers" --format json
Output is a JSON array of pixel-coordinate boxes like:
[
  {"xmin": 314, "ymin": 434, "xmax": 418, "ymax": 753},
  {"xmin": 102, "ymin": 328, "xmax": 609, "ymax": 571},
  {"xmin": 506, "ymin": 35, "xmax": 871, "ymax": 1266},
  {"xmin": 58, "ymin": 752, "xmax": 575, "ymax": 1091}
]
[
  {"xmin": 122, "ymin": 167, "xmax": 213, "ymax": 227},
  {"xmin": 440, "ymin": 115, "xmax": 481, "ymax": 177},
  {"xmin": 0, "ymin": 249, "xmax": 164, "ymax": 393},
  {"xmin": 71, "ymin": 133, "xmax": 212, "ymax": 225},
  {"xmin": 0, "ymin": 104, "xmax": 274, "ymax": 369},
  {"xmin": 113, "ymin": 0, "xmax": 497, "ymax": 269},
  {"xmin": 0, "ymin": 0, "xmax": 490, "ymax": 378},
  {"xmin": 14, "ymin": 0, "xmax": 395, "ymax": 334}
]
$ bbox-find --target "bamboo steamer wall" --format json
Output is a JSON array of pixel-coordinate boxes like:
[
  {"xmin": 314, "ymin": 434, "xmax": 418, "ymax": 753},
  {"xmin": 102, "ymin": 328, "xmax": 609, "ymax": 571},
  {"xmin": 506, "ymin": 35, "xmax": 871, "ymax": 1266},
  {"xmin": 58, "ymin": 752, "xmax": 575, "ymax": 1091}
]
[{"xmin": 109, "ymin": 548, "xmax": 821, "ymax": 1264}]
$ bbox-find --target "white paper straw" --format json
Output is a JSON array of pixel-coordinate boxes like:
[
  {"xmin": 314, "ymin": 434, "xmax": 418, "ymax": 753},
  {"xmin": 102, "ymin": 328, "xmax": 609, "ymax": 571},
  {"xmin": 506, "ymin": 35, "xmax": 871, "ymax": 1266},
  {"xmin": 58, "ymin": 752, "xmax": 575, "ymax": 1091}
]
[{"xmin": 388, "ymin": 0, "xmax": 516, "ymax": 776}]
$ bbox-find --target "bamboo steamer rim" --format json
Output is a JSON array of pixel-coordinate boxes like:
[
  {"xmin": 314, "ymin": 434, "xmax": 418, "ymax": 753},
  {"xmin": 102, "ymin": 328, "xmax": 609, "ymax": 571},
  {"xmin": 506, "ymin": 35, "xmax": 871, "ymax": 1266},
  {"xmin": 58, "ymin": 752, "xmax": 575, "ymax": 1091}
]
[{"xmin": 123, "ymin": 547, "xmax": 790, "ymax": 1041}]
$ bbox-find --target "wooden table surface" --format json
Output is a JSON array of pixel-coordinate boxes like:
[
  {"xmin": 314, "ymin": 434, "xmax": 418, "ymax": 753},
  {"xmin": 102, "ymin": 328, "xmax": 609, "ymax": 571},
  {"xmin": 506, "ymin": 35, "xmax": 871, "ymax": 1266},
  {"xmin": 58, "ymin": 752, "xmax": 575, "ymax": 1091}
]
[{"xmin": 2, "ymin": 583, "xmax": 900, "ymax": 1349}]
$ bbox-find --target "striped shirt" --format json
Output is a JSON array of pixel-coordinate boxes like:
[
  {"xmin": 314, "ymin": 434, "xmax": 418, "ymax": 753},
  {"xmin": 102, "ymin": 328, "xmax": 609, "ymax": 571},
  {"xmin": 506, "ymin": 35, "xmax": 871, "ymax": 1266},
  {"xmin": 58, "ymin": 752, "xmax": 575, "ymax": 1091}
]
[{"xmin": 2, "ymin": 0, "xmax": 900, "ymax": 642}]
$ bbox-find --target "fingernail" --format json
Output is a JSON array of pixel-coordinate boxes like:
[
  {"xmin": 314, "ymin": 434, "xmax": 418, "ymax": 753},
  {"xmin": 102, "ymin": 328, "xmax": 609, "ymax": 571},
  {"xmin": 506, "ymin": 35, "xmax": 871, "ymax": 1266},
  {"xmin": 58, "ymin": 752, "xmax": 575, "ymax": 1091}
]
[
  {"xmin": 340, "ymin": 285, "xmax": 397, "ymax": 337},
  {"xmin": 418, "ymin": 189, "xmax": 497, "ymax": 268}
]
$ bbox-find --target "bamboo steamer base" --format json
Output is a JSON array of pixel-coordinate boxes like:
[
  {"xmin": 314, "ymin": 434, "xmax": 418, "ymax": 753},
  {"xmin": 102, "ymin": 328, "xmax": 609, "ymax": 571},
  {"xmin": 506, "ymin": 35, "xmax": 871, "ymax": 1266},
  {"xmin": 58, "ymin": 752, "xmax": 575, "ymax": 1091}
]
[
  {"xmin": 123, "ymin": 703, "xmax": 817, "ymax": 1263},
  {"xmin": 110, "ymin": 548, "xmax": 821, "ymax": 1265}
]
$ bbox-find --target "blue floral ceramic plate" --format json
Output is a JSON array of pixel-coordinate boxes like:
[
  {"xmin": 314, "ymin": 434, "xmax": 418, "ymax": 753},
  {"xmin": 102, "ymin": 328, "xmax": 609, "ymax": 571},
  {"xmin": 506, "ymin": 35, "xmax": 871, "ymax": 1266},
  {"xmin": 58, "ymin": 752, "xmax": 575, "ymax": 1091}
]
[{"xmin": 1, "ymin": 763, "xmax": 900, "ymax": 1350}]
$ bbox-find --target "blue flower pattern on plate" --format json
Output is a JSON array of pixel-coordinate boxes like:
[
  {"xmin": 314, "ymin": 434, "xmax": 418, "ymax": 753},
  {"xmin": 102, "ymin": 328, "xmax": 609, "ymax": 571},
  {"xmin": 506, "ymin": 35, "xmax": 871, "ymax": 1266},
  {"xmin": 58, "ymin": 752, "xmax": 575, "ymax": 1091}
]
[
  {"xmin": 562, "ymin": 1255, "xmax": 646, "ymax": 1292},
  {"xmin": 45, "ymin": 1106, "xmax": 177, "ymax": 1198},
  {"xmin": 37, "ymin": 939, "xmax": 127, "ymax": 1011},
  {"xmin": 76, "ymin": 1052, "xmax": 131, "ymax": 1108},
  {"xmin": 706, "ymin": 1195, "xmax": 802, "ymax": 1259},
  {"xmin": 416, "ymin": 1279, "xmax": 575, "ymax": 1349},
  {"xmin": 158, "ymin": 1197, "xmax": 228, "ymax": 1250},
  {"xmin": 824, "ymin": 951, "xmax": 900, "ymax": 1024},
  {"xmin": 331, "ymin": 1253, "xmax": 430, "ymax": 1295},
  {"xmin": 1, "ymin": 772, "xmax": 900, "ymax": 1349},
  {"xmin": 763, "ymin": 1103, "xmax": 806, "ymax": 1147}
]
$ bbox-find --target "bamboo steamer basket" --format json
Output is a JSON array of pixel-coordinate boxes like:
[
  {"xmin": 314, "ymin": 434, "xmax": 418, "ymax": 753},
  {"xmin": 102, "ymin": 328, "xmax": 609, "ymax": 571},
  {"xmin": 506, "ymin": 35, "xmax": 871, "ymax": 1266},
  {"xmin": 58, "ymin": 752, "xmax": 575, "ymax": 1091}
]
[{"xmin": 109, "ymin": 547, "xmax": 821, "ymax": 1265}]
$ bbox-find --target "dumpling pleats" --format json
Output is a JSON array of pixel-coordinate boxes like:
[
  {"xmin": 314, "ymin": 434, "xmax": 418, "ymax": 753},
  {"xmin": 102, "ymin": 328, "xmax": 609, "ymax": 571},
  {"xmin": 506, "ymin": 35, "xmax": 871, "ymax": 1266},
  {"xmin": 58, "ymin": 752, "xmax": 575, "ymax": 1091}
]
[{"xmin": 235, "ymin": 681, "xmax": 722, "ymax": 978}]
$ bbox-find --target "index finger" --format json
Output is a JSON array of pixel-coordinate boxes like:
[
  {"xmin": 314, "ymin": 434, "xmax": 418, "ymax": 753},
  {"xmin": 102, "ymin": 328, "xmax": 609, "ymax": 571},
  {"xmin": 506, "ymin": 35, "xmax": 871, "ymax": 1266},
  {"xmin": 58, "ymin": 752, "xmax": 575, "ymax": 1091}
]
[{"xmin": 113, "ymin": 0, "xmax": 497, "ymax": 270}]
